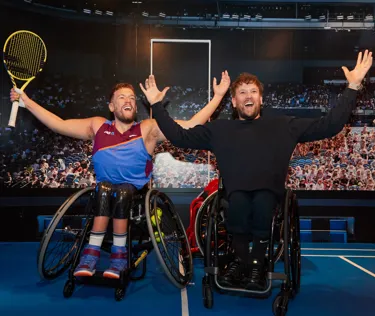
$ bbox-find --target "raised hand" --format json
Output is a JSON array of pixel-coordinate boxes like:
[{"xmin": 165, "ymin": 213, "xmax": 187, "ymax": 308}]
[
  {"xmin": 139, "ymin": 75, "xmax": 169, "ymax": 105},
  {"xmin": 342, "ymin": 50, "xmax": 373, "ymax": 85},
  {"xmin": 213, "ymin": 70, "xmax": 231, "ymax": 97}
]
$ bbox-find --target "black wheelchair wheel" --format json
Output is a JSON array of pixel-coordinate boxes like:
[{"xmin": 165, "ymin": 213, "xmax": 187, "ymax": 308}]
[
  {"xmin": 115, "ymin": 287, "xmax": 126, "ymax": 301},
  {"xmin": 63, "ymin": 280, "xmax": 75, "ymax": 298},
  {"xmin": 290, "ymin": 194, "xmax": 301, "ymax": 296},
  {"xmin": 272, "ymin": 218, "xmax": 285, "ymax": 263},
  {"xmin": 37, "ymin": 187, "xmax": 94, "ymax": 280},
  {"xmin": 194, "ymin": 191, "xmax": 228, "ymax": 257},
  {"xmin": 273, "ymin": 293, "xmax": 289, "ymax": 316},
  {"xmin": 145, "ymin": 189, "xmax": 193, "ymax": 288},
  {"xmin": 202, "ymin": 276, "xmax": 214, "ymax": 309}
]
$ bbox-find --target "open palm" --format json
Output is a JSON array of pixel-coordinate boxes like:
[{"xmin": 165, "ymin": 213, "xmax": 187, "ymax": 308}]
[
  {"xmin": 140, "ymin": 75, "xmax": 169, "ymax": 105},
  {"xmin": 213, "ymin": 70, "xmax": 231, "ymax": 97},
  {"xmin": 342, "ymin": 50, "xmax": 373, "ymax": 84}
]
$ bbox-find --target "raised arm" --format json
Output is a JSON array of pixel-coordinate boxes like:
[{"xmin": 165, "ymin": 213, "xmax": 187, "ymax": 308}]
[
  {"xmin": 141, "ymin": 72, "xmax": 229, "ymax": 142},
  {"xmin": 10, "ymin": 88, "xmax": 105, "ymax": 140},
  {"xmin": 289, "ymin": 50, "xmax": 373, "ymax": 143},
  {"xmin": 175, "ymin": 71, "xmax": 230, "ymax": 129}
]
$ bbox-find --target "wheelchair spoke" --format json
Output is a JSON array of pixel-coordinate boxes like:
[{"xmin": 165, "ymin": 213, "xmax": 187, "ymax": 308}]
[
  {"xmin": 43, "ymin": 229, "xmax": 80, "ymax": 276},
  {"xmin": 38, "ymin": 187, "xmax": 95, "ymax": 280}
]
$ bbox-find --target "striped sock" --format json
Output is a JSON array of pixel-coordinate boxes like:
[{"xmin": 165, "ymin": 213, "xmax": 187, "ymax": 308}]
[
  {"xmin": 88, "ymin": 230, "xmax": 106, "ymax": 247},
  {"xmin": 113, "ymin": 232, "xmax": 128, "ymax": 247}
]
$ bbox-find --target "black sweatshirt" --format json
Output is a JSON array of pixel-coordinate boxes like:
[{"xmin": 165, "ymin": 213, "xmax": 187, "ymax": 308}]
[{"xmin": 152, "ymin": 88, "xmax": 358, "ymax": 199}]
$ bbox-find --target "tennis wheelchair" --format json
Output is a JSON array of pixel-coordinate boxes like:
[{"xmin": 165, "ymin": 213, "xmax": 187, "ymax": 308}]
[
  {"xmin": 37, "ymin": 185, "xmax": 193, "ymax": 301},
  {"xmin": 193, "ymin": 178, "xmax": 301, "ymax": 316}
]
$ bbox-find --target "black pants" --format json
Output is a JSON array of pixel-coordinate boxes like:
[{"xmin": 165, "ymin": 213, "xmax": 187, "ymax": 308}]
[
  {"xmin": 226, "ymin": 189, "xmax": 278, "ymax": 239},
  {"xmin": 94, "ymin": 182, "xmax": 137, "ymax": 219},
  {"xmin": 225, "ymin": 190, "xmax": 279, "ymax": 263}
]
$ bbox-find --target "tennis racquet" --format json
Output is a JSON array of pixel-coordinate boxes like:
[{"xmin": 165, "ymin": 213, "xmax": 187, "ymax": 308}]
[{"xmin": 3, "ymin": 30, "xmax": 47, "ymax": 127}]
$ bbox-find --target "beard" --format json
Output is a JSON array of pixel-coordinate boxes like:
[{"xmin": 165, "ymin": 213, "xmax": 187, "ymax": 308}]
[
  {"xmin": 237, "ymin": 106, "xmax": 261, "ymax": 120},
  {"xmin": 114, "ymin": 110, "xmax": 136, "ymax": 124}
]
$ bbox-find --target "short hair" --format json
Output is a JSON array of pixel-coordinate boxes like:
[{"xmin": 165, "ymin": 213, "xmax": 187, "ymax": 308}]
[
  {"xmin": 109, "ymin": 83, "xmax": 135, "ymax": 102},
  {"xmin": 230, "ymin": 72, "xmax": 264, "ymax": 97}
]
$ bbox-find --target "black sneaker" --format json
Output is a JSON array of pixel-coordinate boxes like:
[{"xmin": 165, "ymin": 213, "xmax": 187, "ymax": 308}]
[
  {"xmin": 242, "ymin": 259, "xmax": 267, "ymax": 291},
  {"xmin": 219, "ymin": 257, "xmax": 242, "ymax": 287}
]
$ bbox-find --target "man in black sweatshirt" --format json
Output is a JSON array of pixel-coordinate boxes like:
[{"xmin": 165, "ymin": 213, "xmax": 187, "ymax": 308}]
[{"xmin": 141, "ymin": 50, "xmax": 372, "ymax": 290}]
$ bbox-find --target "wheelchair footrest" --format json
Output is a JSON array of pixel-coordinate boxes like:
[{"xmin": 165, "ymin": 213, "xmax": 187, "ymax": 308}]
[
  {"xmin": 204, "ymin": 267, "xmax": 219, "ymax": 275},
  {"xmin": 75, "ymin": 269, "xmax": 130, "ymax": 288},
  {"xmin": 268, "ymin": 272, "xmax": 287, "ymax": 281},
  {"xmin": 213, "ymin": 275, "xmax": 272, "ymax": 297}
]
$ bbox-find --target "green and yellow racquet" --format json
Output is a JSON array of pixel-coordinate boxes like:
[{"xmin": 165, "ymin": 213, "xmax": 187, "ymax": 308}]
[{"xmin": 3, "ymin": 30, "xmax": 47, "ymax": 127}]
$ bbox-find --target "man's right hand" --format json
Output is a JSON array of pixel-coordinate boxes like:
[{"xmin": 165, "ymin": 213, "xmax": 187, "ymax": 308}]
[{"xmin": 10, "ymin": 88, "xmax": 30, "ymax": 108}]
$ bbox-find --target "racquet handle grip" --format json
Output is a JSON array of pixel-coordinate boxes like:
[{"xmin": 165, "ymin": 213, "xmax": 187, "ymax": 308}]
[
  {"xmin": 14, "ymin": 88, "xmax": 23, "ymax": 95},
  {"xmin": 8, "ymin": 100, "xmax": 19, "ymax": 127}
]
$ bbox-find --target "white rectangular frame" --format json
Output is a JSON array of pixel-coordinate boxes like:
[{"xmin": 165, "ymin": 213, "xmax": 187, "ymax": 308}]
[{"xmin": 150, "ymin": 38, "xmax": 212, "ymax": 187}]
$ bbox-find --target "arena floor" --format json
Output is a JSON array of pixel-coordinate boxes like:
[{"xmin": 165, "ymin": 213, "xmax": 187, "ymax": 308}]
[{"xmin": 1, "ymin": 242, "xmax": 375, "ymax": 316}]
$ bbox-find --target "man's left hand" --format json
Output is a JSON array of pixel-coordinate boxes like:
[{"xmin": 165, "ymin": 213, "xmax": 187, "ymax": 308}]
[
  {"xmin": 140, "ymin": 75, "xmax": 170, "ymax": 105},
  {"xmin": 342, "ymin": 49, "xmax": 373, "ymax": 85}
]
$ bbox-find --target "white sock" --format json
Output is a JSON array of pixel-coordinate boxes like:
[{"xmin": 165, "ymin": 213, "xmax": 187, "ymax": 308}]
[
  {"xmin": 113, "ymin": 232, "xmax": 127, "ymax": 247},
  {"xmin": 88, "ymin": 230, "xmax": 106, "ymax": 247}
]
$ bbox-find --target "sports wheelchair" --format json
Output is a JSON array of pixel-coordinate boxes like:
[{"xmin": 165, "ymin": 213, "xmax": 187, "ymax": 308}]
[
  {"xmin": 37, "ymin": 186, "xmax": 193, "ymax": 301},
  {"xmin": 193, "ymin": 178, "xmax": 301, "ymax": 316}
]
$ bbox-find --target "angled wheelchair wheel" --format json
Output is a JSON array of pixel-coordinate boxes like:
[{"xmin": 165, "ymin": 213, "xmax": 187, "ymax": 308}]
[
  {"xmin": 37, "ymin": 187, "xmax": 94, "ymax": 280},
  {"xmin": 289, "ymin": 193, "xmax": 301, "ymax": 296},
  {"xmin": 194, "ymin": 190, "xmax": 228, "ymax": 257},
  {"xmin": 273, "ymin": 212, "xmax": 285, "ymax": 264},
  {"xmin": 145, "ymin": 189, "xmax": 193, "ymax": 288}
]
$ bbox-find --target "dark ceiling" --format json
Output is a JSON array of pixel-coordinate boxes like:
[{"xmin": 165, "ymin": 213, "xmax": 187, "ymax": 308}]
[{"xmin": 1, "ymin": 0, "xmax": 374, "ymax": 22}]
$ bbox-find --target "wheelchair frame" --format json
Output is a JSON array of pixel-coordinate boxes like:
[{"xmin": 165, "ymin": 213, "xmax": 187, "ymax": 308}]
[
  {"xmin": 37, "ymin": 186, "xmax": 193, "ymax": 301},
  {"xmin": 200, "ymin": 180, "xmax": 301, "ymax": 316}
]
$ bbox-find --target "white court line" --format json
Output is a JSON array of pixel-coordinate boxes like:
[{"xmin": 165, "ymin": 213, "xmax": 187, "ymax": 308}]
[
  {"xmin": 179, "ymin": 254, "xmax": 189, "ymax": 316},
  {"xmin": 181, "ymin": 287, "xmax": 189, "ymax": 316},
  {"xmin": 301, "ymin": 230, "xmax": 347, "ymax": 232},
  {"xmin": 339, "ymin": 256, "xmax": 375, "ymax": 278},
  {"xmin": 302, "ymin": 254, "xmax": 375, "ymax": 258},
  {"xmin": 302, "ymin": 248, "xmax": 375, "ymax": 252}
]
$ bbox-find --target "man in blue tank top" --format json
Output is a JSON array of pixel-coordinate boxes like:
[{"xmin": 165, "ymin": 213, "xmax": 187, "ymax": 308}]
[{"xmin": 10, "ymin": 71, "xmax": 231, "ymax": 279}]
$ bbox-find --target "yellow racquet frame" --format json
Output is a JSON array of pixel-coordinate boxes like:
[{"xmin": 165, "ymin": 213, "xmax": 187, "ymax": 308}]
[{"xmin": 3, "ymin": 30, "xmax": 47, "ymax": 127}]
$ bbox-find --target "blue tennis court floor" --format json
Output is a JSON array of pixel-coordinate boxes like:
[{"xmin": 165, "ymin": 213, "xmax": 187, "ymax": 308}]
[{"xmin": 1, "ymin": 242, "xmax": 374, "ymax": 316}]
